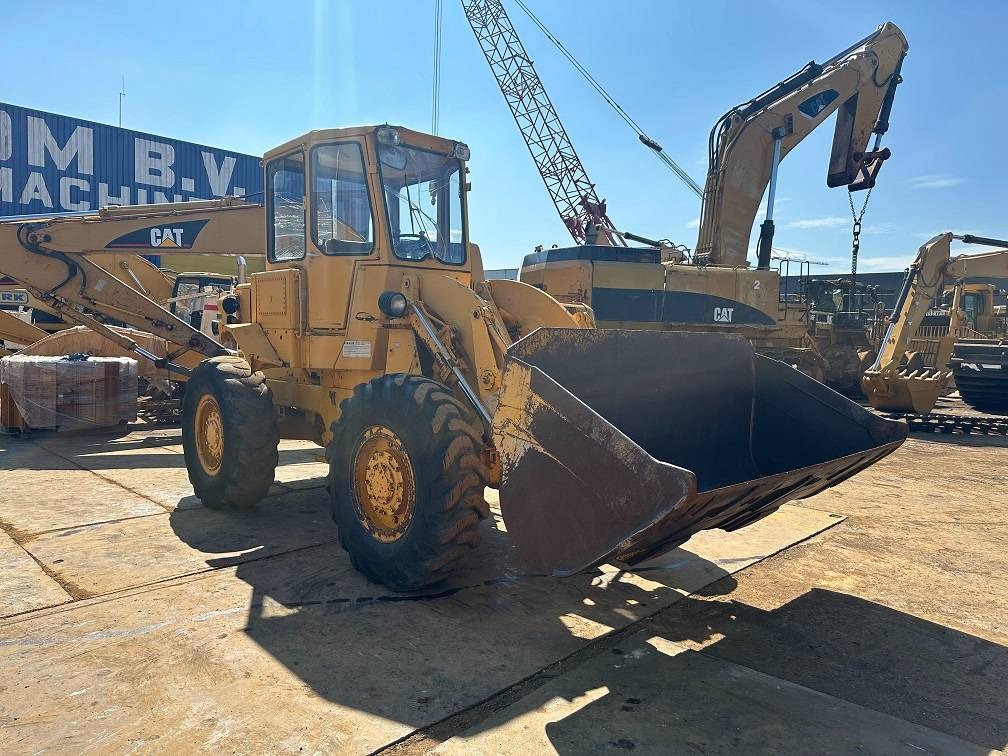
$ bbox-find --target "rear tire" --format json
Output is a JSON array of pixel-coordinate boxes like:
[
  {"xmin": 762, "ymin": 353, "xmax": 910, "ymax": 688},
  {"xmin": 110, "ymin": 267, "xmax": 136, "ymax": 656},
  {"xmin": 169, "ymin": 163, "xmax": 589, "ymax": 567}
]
[
  {"xmin": 181, "ymin": 356, "xmax": 279, "ymax": 509},
  {"xmin": 328, "ymin": 374, "xmax": 490, "ymax": 591}
]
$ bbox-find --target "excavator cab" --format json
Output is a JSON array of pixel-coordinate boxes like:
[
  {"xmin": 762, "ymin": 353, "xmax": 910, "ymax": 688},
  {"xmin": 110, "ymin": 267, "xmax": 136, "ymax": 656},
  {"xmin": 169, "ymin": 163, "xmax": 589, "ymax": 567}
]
[{"xmin": 168, "ymin": 273, "xmax": 234, "ymax": 336}]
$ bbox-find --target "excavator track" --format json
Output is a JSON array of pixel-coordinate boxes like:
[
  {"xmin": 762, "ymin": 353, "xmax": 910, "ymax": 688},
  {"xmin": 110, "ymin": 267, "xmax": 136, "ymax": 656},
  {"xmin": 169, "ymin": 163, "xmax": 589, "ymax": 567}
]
[{"xmin": 875, "ymin": 408, "xmax": 1008, "ymax": 436}]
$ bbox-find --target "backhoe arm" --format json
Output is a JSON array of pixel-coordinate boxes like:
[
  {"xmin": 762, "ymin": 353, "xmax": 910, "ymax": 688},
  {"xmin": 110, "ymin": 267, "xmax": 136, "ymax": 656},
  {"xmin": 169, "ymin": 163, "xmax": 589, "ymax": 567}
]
[
  {"xmin": 0, "ymin": 198, "xmax": 262, "ymax": 369},
  {"xmin": 697, "ymin": 22, "xmax": 908, "ymax": 267}
]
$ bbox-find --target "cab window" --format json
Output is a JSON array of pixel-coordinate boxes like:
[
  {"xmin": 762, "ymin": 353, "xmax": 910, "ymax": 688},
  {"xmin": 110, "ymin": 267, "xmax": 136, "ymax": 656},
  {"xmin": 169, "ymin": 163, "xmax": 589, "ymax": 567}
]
[
  {"xmin": 377, "ymin": 143, "xmax": 465, "ymax": 265},
  {"xmin": 311, "ymin": 143, "xmax": 373, "ymax": 254},
  {"xmin": 963, "ymin": 292, "xmax": 985, "ymax": 325},
  {"xmin": 171, "ymin": 277, "xmax": 232, "ymax": 328},
  {"xmin": 267, "ymin": 152, "xmax": 306, "ymax": 262}
]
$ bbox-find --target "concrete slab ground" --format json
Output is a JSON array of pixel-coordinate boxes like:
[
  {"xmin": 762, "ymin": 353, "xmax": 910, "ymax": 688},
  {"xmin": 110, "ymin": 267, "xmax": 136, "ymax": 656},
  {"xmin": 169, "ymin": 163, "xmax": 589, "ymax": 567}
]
[
  {"xmin": 0, "ymin": 529, "xmax": 70, "ymax": 616},
  {"xmin": 0, "ymin": 427, "xmax": 1005, "ymax": 754},
  {"xmin": 433, "ymin": 632, "xmax": 987, "ymax": 755}
]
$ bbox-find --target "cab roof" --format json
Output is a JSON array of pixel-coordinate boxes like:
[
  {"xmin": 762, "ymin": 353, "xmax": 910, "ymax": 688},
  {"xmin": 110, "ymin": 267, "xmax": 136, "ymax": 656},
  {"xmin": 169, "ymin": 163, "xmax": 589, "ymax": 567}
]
[{"xmin": 262, "ymin": 125, "xmax": 465, "ymax": 163}]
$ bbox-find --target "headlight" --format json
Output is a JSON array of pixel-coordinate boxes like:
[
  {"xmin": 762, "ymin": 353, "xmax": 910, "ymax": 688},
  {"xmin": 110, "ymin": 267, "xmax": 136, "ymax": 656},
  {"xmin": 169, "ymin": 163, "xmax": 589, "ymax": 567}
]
[
  {"xmin": 377, "ymin": 126, "xmax": 401, "ymax": 145},
  {"xmin": 220, "ymin": 295, "xmax": 240, "ymax": 315},
  {"xmin": 453, "ymin": 142, "xmax": 471, "ymax": 161},
  {"xmin": 378, "ymin": 291, "xmax": 408, "ymax": 318}
]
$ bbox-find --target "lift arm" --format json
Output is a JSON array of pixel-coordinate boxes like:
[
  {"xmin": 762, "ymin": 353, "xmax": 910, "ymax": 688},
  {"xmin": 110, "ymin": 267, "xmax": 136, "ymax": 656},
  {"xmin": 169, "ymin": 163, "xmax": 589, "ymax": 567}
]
[
  {"xmin": 697, "ymin": 23, "xmax": 908, "ymax": 267},
  {"xmin": 0, "ymin": 198, "xmax": 263, "ymax": 370}
]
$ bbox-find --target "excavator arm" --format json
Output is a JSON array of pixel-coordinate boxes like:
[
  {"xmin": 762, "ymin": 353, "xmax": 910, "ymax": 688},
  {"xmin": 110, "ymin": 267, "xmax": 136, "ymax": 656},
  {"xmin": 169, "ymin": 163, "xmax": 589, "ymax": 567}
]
[
  {"xmin": 0, "ymin": 198, "xmax": 263, "ymax": 372},
  {"xmin": 697, "ymin": 23, "xmax": 908, "ymax": 267},
  {"xmin": 0, "ymin": 308, "xmax": 47, "ymax": 349},
  {"xmin": 863, "ymin": 232, "xmax": 1008, "ymax": 411}
]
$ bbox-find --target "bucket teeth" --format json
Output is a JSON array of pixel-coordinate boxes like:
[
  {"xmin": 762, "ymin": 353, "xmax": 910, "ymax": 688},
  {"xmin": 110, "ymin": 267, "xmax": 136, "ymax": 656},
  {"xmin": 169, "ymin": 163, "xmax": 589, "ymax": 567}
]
[{"xmin": 864, "ymin": 368, "xmax": 950, "ymax": 413}]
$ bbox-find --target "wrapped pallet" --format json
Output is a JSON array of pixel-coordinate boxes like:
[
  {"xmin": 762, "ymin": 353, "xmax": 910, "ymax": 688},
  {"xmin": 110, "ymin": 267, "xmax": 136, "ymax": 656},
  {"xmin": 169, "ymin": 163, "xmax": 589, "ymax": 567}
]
[{"xmin": 0, "ymin": 355, "xmax": 137, "ymax": 431}]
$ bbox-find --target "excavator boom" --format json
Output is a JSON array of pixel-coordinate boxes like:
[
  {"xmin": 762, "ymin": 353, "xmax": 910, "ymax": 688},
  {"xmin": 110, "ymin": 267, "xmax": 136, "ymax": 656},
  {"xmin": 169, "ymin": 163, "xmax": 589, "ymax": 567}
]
[
  {"xmin": 0, "ymin": 198, "xmax": 262, "ymax": 368},
  {"xmin": 698, "ymin": 23, "xmax": 908, "ymax": 267},
  {"xmin": 0, "ymin": 308, "xmax": 47, "ymax": 348}
]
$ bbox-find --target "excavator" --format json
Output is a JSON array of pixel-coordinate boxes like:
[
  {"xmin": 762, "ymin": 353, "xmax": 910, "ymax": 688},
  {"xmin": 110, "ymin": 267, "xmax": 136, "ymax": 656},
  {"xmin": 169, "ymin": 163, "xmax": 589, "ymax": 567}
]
[
  {"xmin": 0, "ymin": 124, "xmax": 906, "ymax": 590},
  {"xmin": 465, "ymin": 2, "xmax": 907, "ymax": 389},
  {"xmin": 0, "ymin": 253, "xmax": 238, "ymax": 342},
  {"xmin": 863, "ymin": 232, "xmax": 1008, "ymax": 415}
]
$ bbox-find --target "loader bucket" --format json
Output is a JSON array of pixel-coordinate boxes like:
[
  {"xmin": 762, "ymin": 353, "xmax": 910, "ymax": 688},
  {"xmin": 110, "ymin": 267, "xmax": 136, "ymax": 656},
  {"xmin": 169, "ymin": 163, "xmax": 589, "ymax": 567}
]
[
  {"xmin": 493, "ymin": 329, "xmax": 907, "ymax": 575},
  {"xmin": 862, "ymin": 368, "xmax": 949, "ymax": 414}
]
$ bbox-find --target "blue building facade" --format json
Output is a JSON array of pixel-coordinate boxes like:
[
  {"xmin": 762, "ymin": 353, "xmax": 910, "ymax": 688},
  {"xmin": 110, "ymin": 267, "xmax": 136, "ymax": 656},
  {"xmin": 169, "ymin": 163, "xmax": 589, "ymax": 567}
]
[{"xmin": 0, "ymin": 102, "xmax": 262, "ymax": 219}]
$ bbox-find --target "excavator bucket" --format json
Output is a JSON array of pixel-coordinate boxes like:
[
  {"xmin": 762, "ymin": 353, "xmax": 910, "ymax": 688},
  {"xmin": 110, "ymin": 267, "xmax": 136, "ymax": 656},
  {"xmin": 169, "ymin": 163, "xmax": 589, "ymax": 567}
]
[
  {"xmin": 862, "ymin": 368, "xmax": 949, "ymax": 414},
  {"xmin": 493, "ymin": 329, "xmax": 907, "ymax": 575}
]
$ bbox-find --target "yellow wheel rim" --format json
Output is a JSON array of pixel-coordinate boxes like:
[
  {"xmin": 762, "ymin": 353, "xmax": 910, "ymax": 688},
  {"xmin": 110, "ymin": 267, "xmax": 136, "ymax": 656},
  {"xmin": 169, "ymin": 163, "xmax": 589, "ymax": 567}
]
[
  {"xmin": 194, "ymin": 393, "xmax": 224, "ymax": 476},
  {"xmin": 352, "ymin": 425, "xmax": 415, "ymax": 543}
]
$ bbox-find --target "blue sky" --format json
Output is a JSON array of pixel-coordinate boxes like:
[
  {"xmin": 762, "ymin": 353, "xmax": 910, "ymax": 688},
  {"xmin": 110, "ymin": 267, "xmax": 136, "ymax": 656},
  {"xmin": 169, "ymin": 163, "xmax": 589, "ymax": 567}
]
[{"xmin": 1, "ymin": 1, "xmax": 1003, "ymax": 272}]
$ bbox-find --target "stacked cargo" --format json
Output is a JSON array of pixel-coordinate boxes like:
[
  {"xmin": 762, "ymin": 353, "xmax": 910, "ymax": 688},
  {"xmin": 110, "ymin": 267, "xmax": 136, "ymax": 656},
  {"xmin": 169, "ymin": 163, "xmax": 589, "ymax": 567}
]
[{"xmin": 0, "ymin": 355, "xmax": 137, "ymax": 431}]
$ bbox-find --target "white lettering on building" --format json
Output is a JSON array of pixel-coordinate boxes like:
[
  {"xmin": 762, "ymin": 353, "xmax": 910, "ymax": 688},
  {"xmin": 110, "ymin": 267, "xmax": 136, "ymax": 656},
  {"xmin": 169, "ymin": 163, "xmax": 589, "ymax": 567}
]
[
  {"xmin": 134, "ymin": 138, "xmax": 176, "ymax": 187},
  {"xmin": 99, "ymin": 183, "xmax": 130, "ymax": 207},
  {"xmin": 202, "ymin": 151, "xmax": 236, "ymax": 197},
  {"xmin": 0, "ymin": 167, "xmax": 11, "ymax": 203},
  {"xmin": 0, "ymin": 110, "xmax": 11, "ymax": 161},
  {"xmin": 20, "ymin": 172, "xmax": 53, "ymax": 208},
  {"xmin": 60, "ymin": 176, "xmax": 90, "ymax": 211},
  {"xmin": 27, "ymin": 116, "xmax": 93, "ymax": 174}
]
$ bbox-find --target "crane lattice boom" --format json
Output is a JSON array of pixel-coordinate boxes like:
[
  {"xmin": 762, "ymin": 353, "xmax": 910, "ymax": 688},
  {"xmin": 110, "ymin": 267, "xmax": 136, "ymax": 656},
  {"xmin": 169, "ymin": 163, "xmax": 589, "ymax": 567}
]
[{"xmin": 462, "ymin": 0, "xmax": 621, "ymax": 245}]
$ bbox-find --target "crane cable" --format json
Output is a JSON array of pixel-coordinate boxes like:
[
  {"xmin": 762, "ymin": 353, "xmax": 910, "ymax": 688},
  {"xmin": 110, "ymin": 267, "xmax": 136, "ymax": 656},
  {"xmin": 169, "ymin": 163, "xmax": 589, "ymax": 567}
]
[
  {"xmin": 432, "ymin": 0, "xmax": 443, "ymax": 135},
  {"xmin": 512, "ymin": 0, "xmax": 703, "ymax": 199}
]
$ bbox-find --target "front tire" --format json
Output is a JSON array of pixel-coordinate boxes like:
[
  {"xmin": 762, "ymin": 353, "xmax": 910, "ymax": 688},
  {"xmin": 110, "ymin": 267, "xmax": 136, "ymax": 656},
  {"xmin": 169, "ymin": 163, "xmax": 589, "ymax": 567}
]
[
  {"xmin": 328, "ymin": 375, "xmax": 490, "ymax": 591},
  {"xmin": 181, "ymin": 356, "xmax": 279, "ymax": 509}
]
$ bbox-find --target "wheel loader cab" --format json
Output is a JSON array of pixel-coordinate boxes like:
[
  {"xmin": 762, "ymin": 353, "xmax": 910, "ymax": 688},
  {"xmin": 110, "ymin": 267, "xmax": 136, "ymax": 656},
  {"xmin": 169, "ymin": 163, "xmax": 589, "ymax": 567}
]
[{"xmin": 258, "ymin": 126, "xmax": 472, "ymax": 337}]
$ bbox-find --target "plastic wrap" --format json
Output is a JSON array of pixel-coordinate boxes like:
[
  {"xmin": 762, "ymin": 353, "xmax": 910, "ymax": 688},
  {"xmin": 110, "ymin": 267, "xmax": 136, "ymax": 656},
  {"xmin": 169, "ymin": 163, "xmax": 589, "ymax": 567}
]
[
  {"xmin": 0, "ymin": 355, "xmax": 137, "ymax": 431},
  {"xmin": 17, "ymin": 326, "xmax": 178, "ymax": 383}
]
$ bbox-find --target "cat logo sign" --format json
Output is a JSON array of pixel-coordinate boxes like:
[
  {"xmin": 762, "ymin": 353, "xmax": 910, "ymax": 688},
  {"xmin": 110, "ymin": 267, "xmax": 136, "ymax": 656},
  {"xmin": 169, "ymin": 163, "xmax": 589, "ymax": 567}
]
[
  {"xmin": 150, "ymin": 228, "xmax": 185, "ymax": 247},
  {"xmin": 713, "ymin": 307, "xmax": 734, "ymax": 323},
  {"xmin": 105, "ymin": 219, "xmax": 208, "ymax": 250}
]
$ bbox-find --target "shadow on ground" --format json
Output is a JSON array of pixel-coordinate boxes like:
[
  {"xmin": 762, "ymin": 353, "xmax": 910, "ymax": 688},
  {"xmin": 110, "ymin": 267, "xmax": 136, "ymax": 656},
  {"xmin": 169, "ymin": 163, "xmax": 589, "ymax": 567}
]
[
  {"xmin": 0, "ymin": 434, "xmax": 313, "ymax": 471},
  {"xmin": 169, "ymin": 497, "xmax": 1007, "ymax": 752},
  {"xmin": 169, "ymin": 497, "xmax": 742, "ymax": 732},
  {"xmin": 539, "ymin": 582, "xmax": 1007, "ymax": 753}
]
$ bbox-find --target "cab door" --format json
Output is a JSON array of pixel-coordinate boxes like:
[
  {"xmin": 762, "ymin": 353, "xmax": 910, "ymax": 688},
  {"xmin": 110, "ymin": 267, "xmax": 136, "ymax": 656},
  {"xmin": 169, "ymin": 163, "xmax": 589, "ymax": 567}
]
[{"xmin": 304, "ymin": 140, "xmax": 377, "ymax": 331}]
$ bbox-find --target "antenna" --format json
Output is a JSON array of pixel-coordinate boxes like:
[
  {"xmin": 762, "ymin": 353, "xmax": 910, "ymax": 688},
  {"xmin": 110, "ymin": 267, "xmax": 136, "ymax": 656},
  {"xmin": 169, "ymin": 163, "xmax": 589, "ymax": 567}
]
[
  {"xmin": 118, "ymin": 76, "xmax": 126, "ymax": 127},
  {"xmin": 431, "ymin": 0, "xmax": 443, "ymax": 135}
]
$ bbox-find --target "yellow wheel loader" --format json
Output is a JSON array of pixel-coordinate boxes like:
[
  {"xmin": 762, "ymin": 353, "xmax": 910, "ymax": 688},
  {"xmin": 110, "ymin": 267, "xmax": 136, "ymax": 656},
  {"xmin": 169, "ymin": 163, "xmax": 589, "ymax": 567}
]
[{"xmin": 0, "ymin": 125, "xmax": 905, "ymax": 590}]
